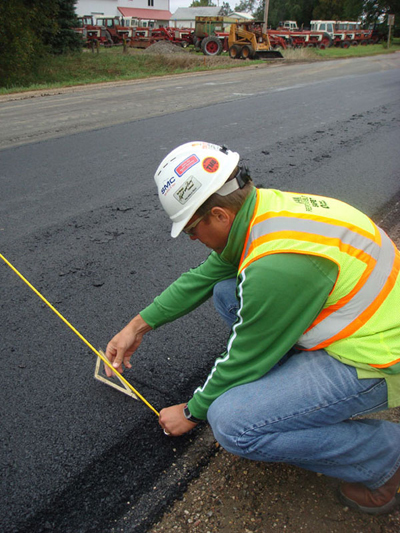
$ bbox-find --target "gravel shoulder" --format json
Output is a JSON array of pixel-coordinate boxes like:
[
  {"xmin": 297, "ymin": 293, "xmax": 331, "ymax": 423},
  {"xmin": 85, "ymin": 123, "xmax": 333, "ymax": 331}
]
[{"xmin": 149, "ymin": 205, "xmax": 400, "ymax": 533}]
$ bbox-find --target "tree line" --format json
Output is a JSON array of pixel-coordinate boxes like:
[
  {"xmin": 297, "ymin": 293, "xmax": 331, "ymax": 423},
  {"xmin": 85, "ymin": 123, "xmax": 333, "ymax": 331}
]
[{"xmin": 0, "ymin": 0, "xmax": 81, "ymax": 87}]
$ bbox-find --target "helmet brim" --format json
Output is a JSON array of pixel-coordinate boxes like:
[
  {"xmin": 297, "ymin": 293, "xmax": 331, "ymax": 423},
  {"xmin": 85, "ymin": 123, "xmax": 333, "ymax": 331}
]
[{"xmin": 171, "ymin": 219, "xmax": 188, "ymax": 238}]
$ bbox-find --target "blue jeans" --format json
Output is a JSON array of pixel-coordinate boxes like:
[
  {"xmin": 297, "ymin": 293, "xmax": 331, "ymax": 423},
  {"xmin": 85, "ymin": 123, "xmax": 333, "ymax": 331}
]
[{"xmin": 210, "ymin": 279, "xmax": 400, "ymax": 488}]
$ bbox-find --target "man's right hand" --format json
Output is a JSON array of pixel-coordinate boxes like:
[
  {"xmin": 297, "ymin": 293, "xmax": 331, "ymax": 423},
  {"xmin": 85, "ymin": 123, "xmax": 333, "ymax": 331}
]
[{"xmin": 105, "ymin": 314, "xmax": 152, "ymax": 377}]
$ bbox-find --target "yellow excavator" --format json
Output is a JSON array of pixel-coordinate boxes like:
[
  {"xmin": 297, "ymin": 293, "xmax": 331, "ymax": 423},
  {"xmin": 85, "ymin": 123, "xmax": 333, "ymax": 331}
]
[{"xmin": 228, "ymin": 21, "xmax": 284, "ymax": 60}]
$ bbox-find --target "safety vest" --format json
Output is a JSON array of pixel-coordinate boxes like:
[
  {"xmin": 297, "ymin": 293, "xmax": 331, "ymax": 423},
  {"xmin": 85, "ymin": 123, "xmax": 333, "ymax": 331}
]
[{"xmin": 238, "ymin": 189, "xmax": 400, "ymax": 374}]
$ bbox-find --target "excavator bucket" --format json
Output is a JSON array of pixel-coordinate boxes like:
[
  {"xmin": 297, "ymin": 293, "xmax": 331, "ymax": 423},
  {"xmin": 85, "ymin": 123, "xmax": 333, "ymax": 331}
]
[{"xmin": 256, "ymin": 50, "xmax": 284, "ymax": 59}]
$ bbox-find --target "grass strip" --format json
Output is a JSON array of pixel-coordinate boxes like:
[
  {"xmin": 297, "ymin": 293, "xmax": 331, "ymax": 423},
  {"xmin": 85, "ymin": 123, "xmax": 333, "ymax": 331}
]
[
  {"xmin": 314, "ymin": 42, "xmax": 400, "ymax": 58},
  {"xmin": 1, "ymin": 41, "xmax": 399, "ymax": 95}
]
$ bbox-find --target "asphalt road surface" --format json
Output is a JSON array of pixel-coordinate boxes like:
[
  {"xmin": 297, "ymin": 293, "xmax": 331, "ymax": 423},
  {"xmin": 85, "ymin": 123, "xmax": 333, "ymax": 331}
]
[{"xmin": 1, "ymin": 54, "xmax": 400, "ymax": 533}]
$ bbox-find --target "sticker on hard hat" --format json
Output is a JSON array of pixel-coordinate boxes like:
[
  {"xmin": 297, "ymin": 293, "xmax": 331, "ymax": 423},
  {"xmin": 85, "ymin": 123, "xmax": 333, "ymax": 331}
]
[
  {"xmin": 174, "ymin": 176, "xmax": 202, "ymax": 205},
  {"xmin": 161, "ymin": 177, "xmax": 176, "ymax": 196},
  {"xmin": 202, "ymin": 157, "xmax": 219, "ymax": 173},
  {"xmin": 175, "ymin": 155, "xmax": 200, "ymax": 177}
]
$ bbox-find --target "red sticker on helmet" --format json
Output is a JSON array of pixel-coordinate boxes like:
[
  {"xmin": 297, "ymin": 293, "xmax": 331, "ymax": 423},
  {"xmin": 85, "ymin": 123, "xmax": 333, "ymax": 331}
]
[
  {"xmin": 175, "ymin": 155, "xmax": 200, "ymax": 177},
  {"xmin": 203, "ymin": 157, "xmax": 219, "ymax": 173}
]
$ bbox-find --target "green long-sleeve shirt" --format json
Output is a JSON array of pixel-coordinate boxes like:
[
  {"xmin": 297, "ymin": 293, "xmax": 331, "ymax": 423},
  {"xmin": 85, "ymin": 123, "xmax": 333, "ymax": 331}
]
[{"xmin": 141, "ymin": 189, "xmax": 400, "ymax": 419}]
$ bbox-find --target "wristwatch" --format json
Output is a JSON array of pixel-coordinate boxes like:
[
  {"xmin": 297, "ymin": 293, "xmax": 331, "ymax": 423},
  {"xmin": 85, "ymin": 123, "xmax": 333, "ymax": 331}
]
[{"xmin": 183, "ymin": 404, "xmax": 202, "ymax": 424}]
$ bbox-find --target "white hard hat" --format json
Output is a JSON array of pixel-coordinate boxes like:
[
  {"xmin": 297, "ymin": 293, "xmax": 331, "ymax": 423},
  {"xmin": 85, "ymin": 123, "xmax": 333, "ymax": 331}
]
[{"xmin": 154, "ymin": 141, "xmax": 240, "ymax": 238}]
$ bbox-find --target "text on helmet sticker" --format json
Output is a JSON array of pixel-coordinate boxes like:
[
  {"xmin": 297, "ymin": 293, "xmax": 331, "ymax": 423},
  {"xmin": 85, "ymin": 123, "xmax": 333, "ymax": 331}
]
[
  {"xmin": 202, "ymin": 157, "xmax": 219, "ymax": 173},
  {"xmin": 160, "ymin": 177, "xmax": 176, "ymax": 196},
  {"xmin": 175, "ymin": 154, "xmax": 200, "ymax": 177},
  {"xmin": 174, "ymin": 176, "xmax": 202, "ymax": 205}
]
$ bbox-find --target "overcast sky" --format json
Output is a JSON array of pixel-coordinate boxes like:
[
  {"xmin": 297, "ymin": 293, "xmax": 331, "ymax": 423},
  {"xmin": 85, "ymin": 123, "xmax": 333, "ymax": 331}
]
[{"xmin": 169, "ymin": 0, "xmax": 239, "ymax": 15}]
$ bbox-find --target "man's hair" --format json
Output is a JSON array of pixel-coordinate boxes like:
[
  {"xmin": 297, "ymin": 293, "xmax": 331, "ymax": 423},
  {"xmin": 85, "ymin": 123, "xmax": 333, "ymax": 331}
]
[{"xmin": 195, "ymin": 171, "xmax": 254, "ymax": 217}]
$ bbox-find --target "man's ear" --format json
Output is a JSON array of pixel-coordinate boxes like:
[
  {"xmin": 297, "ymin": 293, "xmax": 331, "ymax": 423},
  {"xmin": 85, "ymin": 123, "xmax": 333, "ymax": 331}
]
[{"xmin": 210, "ymin": 207, "xmax": 235, "ymax": 225}]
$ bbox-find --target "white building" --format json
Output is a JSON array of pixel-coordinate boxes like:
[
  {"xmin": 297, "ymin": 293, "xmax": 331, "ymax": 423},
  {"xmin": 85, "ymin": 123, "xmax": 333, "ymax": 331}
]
[
  {"xmin": 169, "ymin": 8, "xmax": 253, "ymax": 29},
  {"xmin": 75, "ymin": 0, "xmax": 172, "ymax": 28},
  {"xmin": 169, "ymin": 7, "xmax": 222, "ymax": 29},
  {"xmin": 231, "ymin": 12, "xmax": 254, "ymax": 21}
]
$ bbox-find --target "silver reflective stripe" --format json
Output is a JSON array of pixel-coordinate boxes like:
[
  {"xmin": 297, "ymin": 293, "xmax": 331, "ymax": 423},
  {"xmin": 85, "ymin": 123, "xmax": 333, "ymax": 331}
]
[
  {"xmin": 241, "ymin": 215, "xmax": 395, "ymax": 348},
  {"xmin": 243, "ymin": 216, "xmax": 381, "ymax": 263},
  {"xmin": 298, "ymin": 227, "xmax": 395, "ymax": 348}
]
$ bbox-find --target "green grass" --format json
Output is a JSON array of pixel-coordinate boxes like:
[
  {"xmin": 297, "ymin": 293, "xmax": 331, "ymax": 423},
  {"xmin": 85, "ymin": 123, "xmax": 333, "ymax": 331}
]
[
  {"xmin": 1, "ymin": 40, "xmax": 399, "ymax": 95},
  {"xmin": 314, "ymin": 41, "xmax": 400, "ymax": 58},
  {"xmin": 0, "ymin": 47, "xmax": 249, "ymax": 94}
]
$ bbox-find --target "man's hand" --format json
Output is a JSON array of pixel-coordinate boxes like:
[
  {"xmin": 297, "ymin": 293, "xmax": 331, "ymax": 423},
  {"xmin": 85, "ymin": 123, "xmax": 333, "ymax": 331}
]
[
  {"xmin": 105, "ymin": 314, "xmax": 152, "ymax": 377},
  {"xmin": 159, "ymin": 403, "xmax": 199, "ymax": 437}
]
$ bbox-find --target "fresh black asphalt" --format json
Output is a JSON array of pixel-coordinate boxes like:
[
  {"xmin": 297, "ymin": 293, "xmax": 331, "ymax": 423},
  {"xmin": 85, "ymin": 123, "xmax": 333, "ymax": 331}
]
[{"xmin": 1, "ymin": 63, "xmax": 399, "ymax": 532}]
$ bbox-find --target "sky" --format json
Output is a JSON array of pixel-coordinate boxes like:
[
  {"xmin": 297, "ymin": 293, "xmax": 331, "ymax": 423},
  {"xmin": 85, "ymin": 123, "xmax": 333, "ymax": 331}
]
[{"xmin": 169, "ymin": 0, "xmax": 239, "ymax": 15}]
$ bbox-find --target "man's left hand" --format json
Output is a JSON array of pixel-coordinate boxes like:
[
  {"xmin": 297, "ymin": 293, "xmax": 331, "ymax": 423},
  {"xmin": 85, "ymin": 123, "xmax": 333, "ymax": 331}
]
[{"xmin": 159, "ymin": 403, "xmax": 199, "ymax": 437}]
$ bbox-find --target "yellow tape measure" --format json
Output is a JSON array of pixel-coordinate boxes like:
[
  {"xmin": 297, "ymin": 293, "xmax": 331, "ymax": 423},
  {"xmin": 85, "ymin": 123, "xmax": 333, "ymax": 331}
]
[{"xmin": 1, "ymin": 253, "xmax": 159, "ymax": 417}]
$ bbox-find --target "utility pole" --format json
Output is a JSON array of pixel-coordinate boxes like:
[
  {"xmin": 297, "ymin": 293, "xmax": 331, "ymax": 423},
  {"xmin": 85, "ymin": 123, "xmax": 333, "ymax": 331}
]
[
  {"xmin": 263, "ymin": 0, "xmax": 270, "ymax": 34},
  {"xmin": 387, "ymin": 14, "xmax": 395, "ymax": 48}
]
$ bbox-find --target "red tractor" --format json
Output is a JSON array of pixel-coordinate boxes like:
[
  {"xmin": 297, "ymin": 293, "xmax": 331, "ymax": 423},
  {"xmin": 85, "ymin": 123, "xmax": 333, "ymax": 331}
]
[
  {"xmin": 73, "ymin": 16, "xmax": 110, "ymax": 46},
  {"xmin": 131, "ymin": 27, "xmax": 191, "ymax": 49},
  {"xmin": 149, "ymin": 27, "xmax": 192, "ymax": 48},
  {"xmin": 131, "ymin": 28, "xmax": 152, "ymax": 49},
  {"xmin": 95, "ymin": 17, "xmax": 132, "ymax": 45}
]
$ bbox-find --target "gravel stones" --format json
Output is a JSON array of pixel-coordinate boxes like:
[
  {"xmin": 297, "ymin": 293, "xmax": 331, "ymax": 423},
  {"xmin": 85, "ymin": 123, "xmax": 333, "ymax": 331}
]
[{"xmin": 143, "ymin": 41, "xmax": 187, "ymax": 54}]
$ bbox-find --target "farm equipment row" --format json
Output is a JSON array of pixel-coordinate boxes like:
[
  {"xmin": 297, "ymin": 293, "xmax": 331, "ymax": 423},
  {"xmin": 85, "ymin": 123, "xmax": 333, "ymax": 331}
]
[
  {"xmin": 74, "ymin": 16, "xmax": 192, "ymax": 48},
  {"xmin": 271, "ymin": 19, "xmax": 383, "ymax": 49},
  {"xmin": 194, "ymin": 17, "xmax": 384, "ymax": 56},
  {"xmin": 185, "ymin": 16, "xmax": 383, "ymax": 58},
  {"xmin": 74, "ymin": 15, "xmax": 385, "ymax": 57},
  {"xmin": 74, "ymin": 15, "xmax": 283, "ymax": 59}
]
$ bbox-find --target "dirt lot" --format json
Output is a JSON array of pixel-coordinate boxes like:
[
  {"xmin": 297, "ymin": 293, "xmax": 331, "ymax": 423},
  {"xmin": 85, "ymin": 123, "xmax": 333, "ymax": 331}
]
[
  {"xmin": 149, "ymin": 415, "xmax": 399, "ymax": 533},
  {"xmin": 149, "ymin": 210, "xmax": 400, "ymax": 533}
]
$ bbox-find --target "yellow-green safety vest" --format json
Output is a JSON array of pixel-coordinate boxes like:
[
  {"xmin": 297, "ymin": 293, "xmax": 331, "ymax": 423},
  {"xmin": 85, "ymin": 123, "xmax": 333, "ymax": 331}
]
[{"xmin": 238, "ymin": 189, "xmax": 400, "ymax": 374}]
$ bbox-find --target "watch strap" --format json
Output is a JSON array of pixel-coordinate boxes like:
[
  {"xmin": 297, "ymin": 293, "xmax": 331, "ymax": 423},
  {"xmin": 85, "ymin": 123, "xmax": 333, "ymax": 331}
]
[{"xmin": 183, "ymin": 404, "xmax": 202, "ymax": 423}]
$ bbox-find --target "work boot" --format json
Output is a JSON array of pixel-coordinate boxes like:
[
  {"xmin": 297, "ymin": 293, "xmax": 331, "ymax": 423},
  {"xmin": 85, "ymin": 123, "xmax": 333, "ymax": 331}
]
[{"xmin": 339, "ymin": 465, "xmax": 400, "ymax": 515}]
